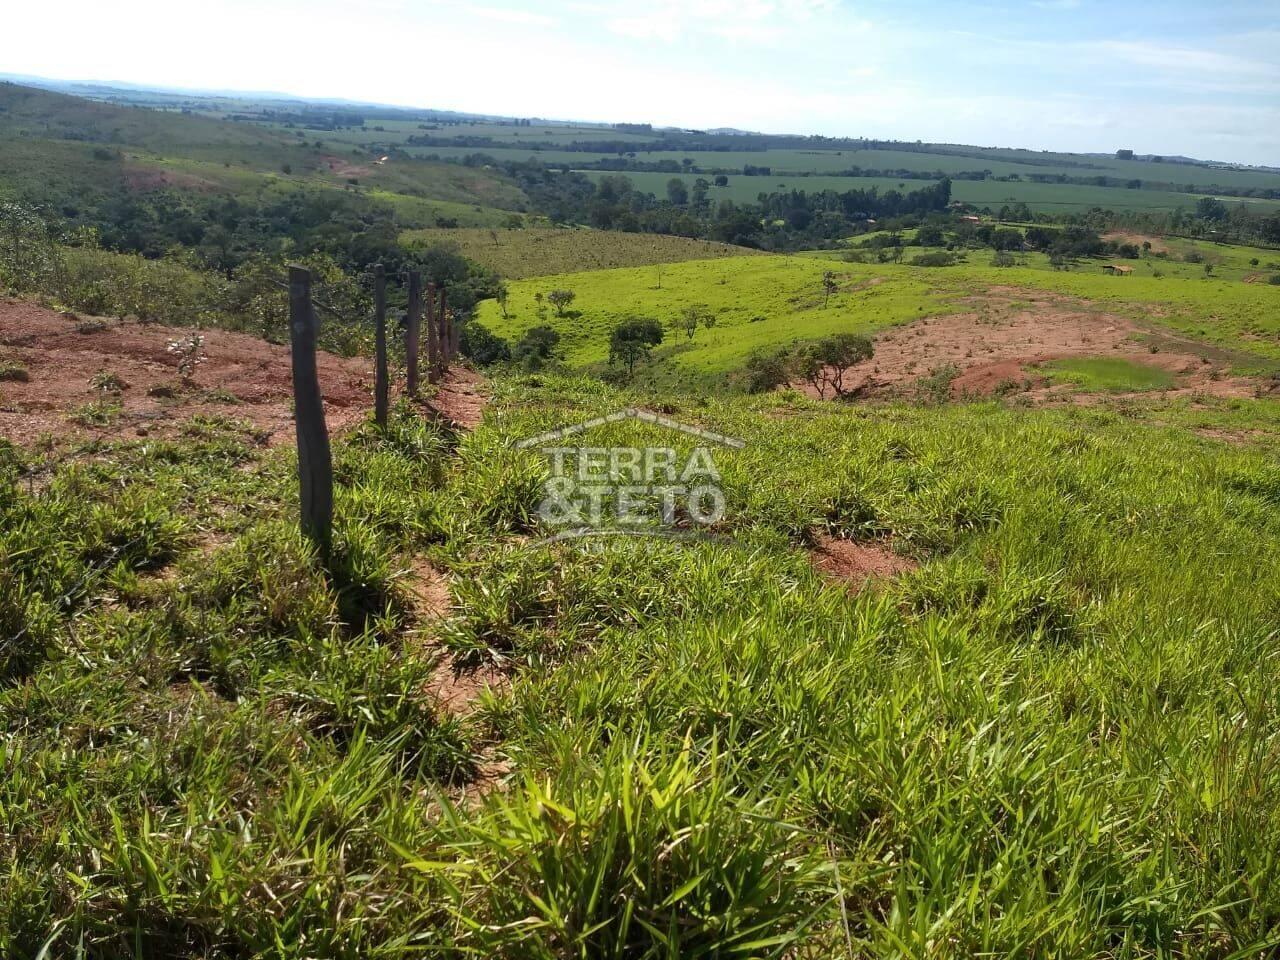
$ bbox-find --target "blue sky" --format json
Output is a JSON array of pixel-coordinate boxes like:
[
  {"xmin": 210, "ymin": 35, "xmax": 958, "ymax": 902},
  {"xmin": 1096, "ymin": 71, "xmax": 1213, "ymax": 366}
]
[{"xmin": 8, "ymin": 0, "xmax": 1278, "ymax": 164}]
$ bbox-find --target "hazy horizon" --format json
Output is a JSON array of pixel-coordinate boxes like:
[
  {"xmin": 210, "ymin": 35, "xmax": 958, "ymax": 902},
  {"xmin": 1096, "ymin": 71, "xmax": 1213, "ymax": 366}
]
[{"xmin": 7, "ymin": 0, "xmax": 1278, "ymax": 166}]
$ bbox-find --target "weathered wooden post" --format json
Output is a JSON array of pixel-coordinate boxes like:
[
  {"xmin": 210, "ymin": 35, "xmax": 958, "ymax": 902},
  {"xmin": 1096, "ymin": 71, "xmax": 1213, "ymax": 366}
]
[
  {"xmin": 433, "ymin": 286, "xmax": 448, "ymax": 378},
  {"xmin": 426, "ymin": 281, "xmax": 440, "ymax": 384},
  {"xmin": 440, "ymin": 287, "xmax": 452, "ymax": 364},
  {"xmin": 405, "ymin": 270, "xmax": 422, "ymax": 395},
  {"xmin": 288, "ymin": 266, "xmax": 333, "ymax": 554},
  {"xmin": 373, "ymin": 263, "xmax": 388, "ymax": 427},
  {"xmin": 450, "ymin": 296, "xmax": 460, "ymax": 360}
]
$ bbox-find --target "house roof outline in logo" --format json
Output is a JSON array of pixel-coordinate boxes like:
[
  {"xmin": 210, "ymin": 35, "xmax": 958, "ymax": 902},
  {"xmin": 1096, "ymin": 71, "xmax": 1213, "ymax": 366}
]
[{"xmin": 516, "ymin": 407, "xmax": 745, "ymax": 450}]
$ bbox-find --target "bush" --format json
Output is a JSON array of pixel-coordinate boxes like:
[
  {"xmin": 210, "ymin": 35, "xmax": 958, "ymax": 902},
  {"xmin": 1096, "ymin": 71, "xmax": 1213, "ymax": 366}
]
[
  {"xmin": 910, "ymin": 251, "xmax": 960, "ymax": 267},
  {"xmin": 742, "ymin": 348, "xmax": 791, "ymax": 394},
  {"xmin": 461, "ymin": 322, "xmax": 512, "ymax": 365},
  {"xmin": 513, "ymin": 325, "xmax": 561, "ymax": 371}
]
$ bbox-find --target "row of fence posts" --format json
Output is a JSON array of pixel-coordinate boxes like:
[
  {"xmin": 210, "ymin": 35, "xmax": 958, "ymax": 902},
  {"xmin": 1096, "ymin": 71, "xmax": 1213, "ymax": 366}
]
[{"xmin": 288, "ymin": 263, "xmax": 459, "ymax": 553}]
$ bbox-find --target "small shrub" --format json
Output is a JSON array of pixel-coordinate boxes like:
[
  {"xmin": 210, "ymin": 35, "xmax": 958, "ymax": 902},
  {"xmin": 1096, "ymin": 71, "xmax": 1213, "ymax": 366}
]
[
  {"xmin": 911, "ymin": 251, "xmax": 960, "ymax": 267},
  {"xmin": 89, "ymin": 370, "xmax": 128, "ymax": 394},
  {"xmin": 0, "ymin": 361, "xmax": 29, "ymax": 383}
]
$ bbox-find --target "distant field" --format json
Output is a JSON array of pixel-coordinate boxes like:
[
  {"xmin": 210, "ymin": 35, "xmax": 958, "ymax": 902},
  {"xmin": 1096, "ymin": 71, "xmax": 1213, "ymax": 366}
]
[
  {"xmin": 476, "ymin": 244, "xmax": 1280, "ymax": 385},
  {"xmin": 401, "ymin": 227, "xmax": 763, "ymax": 278},
  {"xmin": 575, "ymin": 170, "xmax": 1280, "ymax": 214},
  {"xmin": 410, "ymin": 143, "xmax": 1280, "ymax": 191},
  {"xmin": 0, "ymin": 84, "xmax": 529, "ymax": 229}
]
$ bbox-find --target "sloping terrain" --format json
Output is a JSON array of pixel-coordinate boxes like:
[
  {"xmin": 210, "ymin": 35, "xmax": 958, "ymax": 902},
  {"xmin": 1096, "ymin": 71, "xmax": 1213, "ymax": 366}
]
[
  {"xmin": 403, "ymin": 227, "xmax": 764, "ymax": 278},
  {"xmin": 0, "ymin": 298, "xmax": 373, "ymax": 447}
]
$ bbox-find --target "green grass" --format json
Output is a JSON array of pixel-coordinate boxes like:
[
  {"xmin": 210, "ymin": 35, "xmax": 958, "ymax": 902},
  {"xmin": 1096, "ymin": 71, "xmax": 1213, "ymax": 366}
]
[
  {"xmin": 474, "ymin": 255, "xmax": 951, "ymax": 386},
  {"xmin": 1039, "ymin": 356, "xmax": 1176, "ymax": 392},
  {"xmin": 475, "ymin": 244, "xmax": 1280, "ymax": 387},
  {"xmin": 402, "ymin": 227, "xmax": 763, "ymax": 278},
  {"xmin": 7, "ymin": 378, "xmax": 1280, "ymax": 955}
]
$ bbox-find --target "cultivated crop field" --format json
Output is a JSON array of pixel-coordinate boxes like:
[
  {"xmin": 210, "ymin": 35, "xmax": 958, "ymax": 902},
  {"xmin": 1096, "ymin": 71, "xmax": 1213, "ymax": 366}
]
[
  {"xmin": 401, "ymin": 227, "xmax": 763, "ymax": 278},
  {"xmin": 575, "ymin": 170, "xmax": 1280, "ymax": 214}
]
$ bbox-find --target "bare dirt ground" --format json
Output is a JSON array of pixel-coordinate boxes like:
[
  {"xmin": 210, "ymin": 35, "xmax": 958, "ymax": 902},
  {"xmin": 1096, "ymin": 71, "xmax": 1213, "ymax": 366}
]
[
  {"xmin": 1102, "ymin": 231, "xmax": 1170, "ymax": 255},
  {"xmin": 0, "ymin": 298, "xmax": 489, "ymax": 449},
  {"xmin": 799, "ymin": 286, "xmax": 1262, "ymax": 404},
  {"xmin": 431, "ymin": 367, "xmax": 487, "ymax": 429},
  {"xmin": 0, "ymin": 298, "xmax": 375, "ymax": 448},
  {"xmin": 809, "ymin": 532, "xmax": 917, "ymax": 589},
  {"xmin": 321, "ymin": 156, "xmax": 373, "ymax": 179}
]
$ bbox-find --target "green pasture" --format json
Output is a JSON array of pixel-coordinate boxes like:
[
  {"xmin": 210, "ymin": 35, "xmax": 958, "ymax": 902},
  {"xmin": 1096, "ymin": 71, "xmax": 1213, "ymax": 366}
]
[
  {"xmin": 8, "ymin": 376, "xmax": 1280, "ymax": 954},
  {"xmin": 475, "ymin": 255, "xmax": 951, "ymax": 383},
  {"xmin": 1038, "ymin": 356, "xmax": 1176, "ymax": 392}
]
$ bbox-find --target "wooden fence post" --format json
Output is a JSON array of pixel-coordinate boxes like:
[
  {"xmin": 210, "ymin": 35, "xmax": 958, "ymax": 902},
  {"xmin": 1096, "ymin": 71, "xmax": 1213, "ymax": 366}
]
[
  {"xmin": 434, "ymin": 286, "xmax": 448, "ymax": 378},
  {"xmin": 426, "ymin": 281, "xmax": 440, "ymax": 384},
  {"xmin": 440, "ymin": 288, "xmax": 451, "ymax": 365},
  {"xmin": 450, "ymin": 298, "xmax": 460, "ymax": 360},
  {"xmin": 405, "ymin": 270, "xmax": 422, "ymax": 395},
  {"xmin": 373, "ymin": 263, "xmax": 388, "ymax": 427},
  {"xmin": 288, "ymin": 266, "xmax": 333, "ymax": 554}
]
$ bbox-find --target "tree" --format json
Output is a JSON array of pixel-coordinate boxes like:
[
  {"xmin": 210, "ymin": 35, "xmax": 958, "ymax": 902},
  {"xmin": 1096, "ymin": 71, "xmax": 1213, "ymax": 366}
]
[
  {"xmin": 514, "ymin": 325, "xmax": 561, "ymax": 370},
  {"xmin": 1196, "ymin": 197, "xmax": 1228, "ymax": 222},
  {"xmin": 1116, "ymin": 149, "xmax": 1135, "ymax": 160},
  {"xmin": 679, "ymin": 305, "xmax": 706, "ymax": 340},
  {"xmin": 822, "ymin": 271, "xmax": 839, "ymax": 306},
  {"xmin": 743, "ymin": 348, "xmax": 790, "ymax": 393},
  {"xmin": 666, "ymin": 178, "xmax": 689, "ymax": 206},
  {"xmin": 608, "ymin": 316, "xmax": 664, "ymax": 376},
  {"xmin": 495, "ymin": 282, "xmax": 509, "ymax": 319},
  {"xmin": 713, "ymin": 174, "xmax": 729, "ymax": 187},
  {"xmin": 461, "ymin": 322, "xmax": 511, "ymax": 365},
  {"xmin": 547, "ymin": 288, "xmax": 576, "ymax": 316},
  {"xmin": 916, "ymin": 224, "xmax": 945, "ymax": 247},
  {"xmin": 790, "ymin": 333, "xmax": 874, "ymax": 398}
]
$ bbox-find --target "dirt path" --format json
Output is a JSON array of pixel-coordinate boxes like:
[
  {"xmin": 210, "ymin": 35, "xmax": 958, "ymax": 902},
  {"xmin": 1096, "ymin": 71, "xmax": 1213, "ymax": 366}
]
[{"xmin": 431, "ymin": 366, "xmax": 487, "ymax": 429}]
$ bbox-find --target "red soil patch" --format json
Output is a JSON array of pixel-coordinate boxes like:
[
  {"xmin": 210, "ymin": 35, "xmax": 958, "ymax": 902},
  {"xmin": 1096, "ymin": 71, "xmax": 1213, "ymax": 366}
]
[
  {"xmin": 0, "ymin": 299, "xmax": 374, "ymax": 448},
  {"xmin": 0, "ymin": 299, "xmax": 488, "ymax": 448},
  {"xmin": 793, "ymin": 286, "xmax": 1260, "ymax": 404},
  {"xmin": 1102, "ymin": 231, "xmax": 1169, "ymax": 255},
  {"xmin": 810, "ymin": 532, "xmax": 916, "ymax": 589},
  {"xmin": 432, "ymin": 366, "xmax": 487, "ymax": 429}
]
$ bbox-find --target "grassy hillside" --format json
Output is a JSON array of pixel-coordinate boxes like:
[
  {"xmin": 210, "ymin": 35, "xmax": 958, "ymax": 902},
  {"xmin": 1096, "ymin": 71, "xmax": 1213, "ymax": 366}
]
[
  {"xmin": 477, "ymin": 256, "xmax": 950, "ymax": 382},
  {"xmin": 402, "ymin": 227, "xmax": 764, "ymax": 278},
  {"xmin": 6, "ymin": 377, "xmax": 1280, "ymax": 954},
  {"xmin": 0, "ymin": 83, "xmax": 528, "ymax": 228},
  {"xmin": 475, "ymin": 248, "xmax": 1280, "ymax": 385}
]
